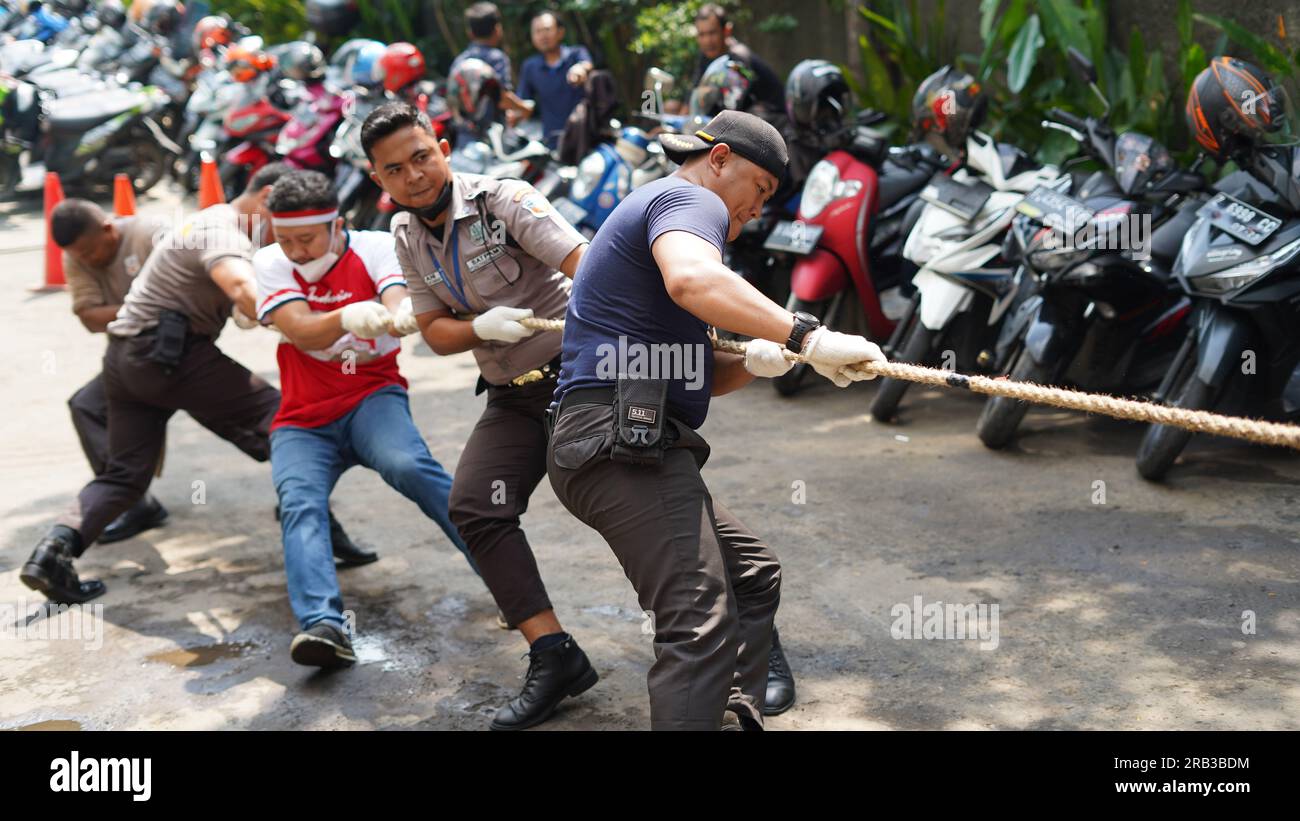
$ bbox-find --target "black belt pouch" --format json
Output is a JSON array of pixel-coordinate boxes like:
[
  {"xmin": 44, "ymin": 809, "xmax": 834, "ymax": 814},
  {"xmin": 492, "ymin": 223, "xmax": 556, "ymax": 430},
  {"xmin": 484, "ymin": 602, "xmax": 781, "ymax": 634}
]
[
  {"xmin": 148, "ymin": 309, "xmax": 189, "ymax": 372},
  {"xmin": 611, "ymin": 377, "xmax": 668, "ymax": 466}
]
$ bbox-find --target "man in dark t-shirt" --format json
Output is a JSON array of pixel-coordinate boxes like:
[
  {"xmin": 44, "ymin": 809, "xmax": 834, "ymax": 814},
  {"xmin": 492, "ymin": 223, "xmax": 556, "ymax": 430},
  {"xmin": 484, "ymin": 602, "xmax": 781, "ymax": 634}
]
[{"xmin": 548, "ymin": 110, "xmax": 886, "ymax": 730}]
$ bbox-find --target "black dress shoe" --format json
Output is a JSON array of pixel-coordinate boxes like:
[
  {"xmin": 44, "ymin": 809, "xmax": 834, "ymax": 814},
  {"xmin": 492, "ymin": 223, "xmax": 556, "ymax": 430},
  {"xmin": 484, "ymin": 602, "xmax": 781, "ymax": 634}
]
[
  {"xmin": 98, "ymin": 495, "xmax": 169, "ymax": 544},
  {"xmin": 19, "ymin": 526, "xmax": 106, "ymax": 604},
  {"xmin": 289, "ymin": 621, "xmax": 356, "ymax": 668},
  {"xmin": 763, "ymin": 626, "xmax": 796, "ymax": 716},
  {"xmin": 490, "ymin": 635, "xmax": 598, "ymax": 731},
  {"xmin": 328, "ymin": 512, "xmax": 378, "ymax": 568},
  {"xmin": 273, "ymin": 505, "xmax": 378, "ymax": 568}
]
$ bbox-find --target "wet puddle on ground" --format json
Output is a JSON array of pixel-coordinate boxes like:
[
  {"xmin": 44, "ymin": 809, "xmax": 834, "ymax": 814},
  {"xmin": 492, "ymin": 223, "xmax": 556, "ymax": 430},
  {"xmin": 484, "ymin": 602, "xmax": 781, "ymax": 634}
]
[{"xmin": 146, "ymin": 641, "xmax": 257, "ymax": 669}]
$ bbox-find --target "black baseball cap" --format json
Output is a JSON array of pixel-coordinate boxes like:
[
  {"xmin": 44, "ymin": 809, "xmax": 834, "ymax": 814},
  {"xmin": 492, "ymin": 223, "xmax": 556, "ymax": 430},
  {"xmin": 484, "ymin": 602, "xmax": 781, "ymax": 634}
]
[{"xmin": 659, "ymin": 110, "xmax": 789, "ymax": 182}]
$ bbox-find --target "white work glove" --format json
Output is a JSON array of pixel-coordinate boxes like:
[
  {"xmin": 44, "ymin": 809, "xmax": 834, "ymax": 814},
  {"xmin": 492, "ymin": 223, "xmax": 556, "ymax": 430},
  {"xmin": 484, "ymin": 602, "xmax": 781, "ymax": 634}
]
[
  {"xmin": 744, "ymin": 338, "xmax": 795, "ymax": 378},
  {"xmin": 340, "ymin": 301, "xmax": 393, "ymax": 339},
  {"xmin": 231, "ymin": 305, "xmax": 260, "ymax": 330},
  {"xmin": 471, "ymin": 305, "xmax": 536, "ymax": 343},
  {"xmin": 801, "ymin": 326, "xmax": 886, "ymax": 387},
  {"xmin": 390, "ymin": 296, "xmax": 421, "ymax": 336}
]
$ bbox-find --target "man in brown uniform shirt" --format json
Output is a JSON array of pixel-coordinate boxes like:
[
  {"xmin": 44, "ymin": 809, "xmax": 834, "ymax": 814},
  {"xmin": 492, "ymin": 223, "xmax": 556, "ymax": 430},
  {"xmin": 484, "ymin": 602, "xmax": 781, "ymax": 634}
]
[
  {"xmin": 54, "ymin": 200, "xmax": 169, "ymax": 544},
  {"xmin": 364, "ymin": 101, "xmax": 593, "ymax": 730},
  {"xmin": 19, "ymin": 165, "xmax": 365, "ymax": 605}
]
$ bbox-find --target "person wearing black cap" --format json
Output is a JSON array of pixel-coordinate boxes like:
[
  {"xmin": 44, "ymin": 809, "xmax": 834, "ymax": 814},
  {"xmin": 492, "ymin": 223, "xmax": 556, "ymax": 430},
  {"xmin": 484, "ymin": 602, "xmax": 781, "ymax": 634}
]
[{"xmin": 546, "ymin": 109, "xmax": 887, "ymax": 730}]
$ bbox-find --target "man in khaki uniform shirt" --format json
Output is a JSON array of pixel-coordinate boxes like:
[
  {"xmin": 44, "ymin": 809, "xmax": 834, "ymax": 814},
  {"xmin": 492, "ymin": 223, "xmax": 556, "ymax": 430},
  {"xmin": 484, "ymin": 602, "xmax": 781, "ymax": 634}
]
[
  {"xmin": 19, "ymin": 165, "xmax": 365, "ymax": 606},
  {"xmin": 363, "ymin": 101, "xmax": 593, "ymax": 730},
  {"xmin": 53, "ymin": 200, "xmax": 168, "ymax": 544}
]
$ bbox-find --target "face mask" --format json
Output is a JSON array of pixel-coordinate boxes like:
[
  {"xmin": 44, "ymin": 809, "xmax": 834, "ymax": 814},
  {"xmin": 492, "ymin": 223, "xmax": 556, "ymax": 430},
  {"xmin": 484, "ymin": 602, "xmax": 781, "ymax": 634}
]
[
  {"xmin": 293, "ymin": 223, "xmax": 340, "ymax": 283},
  {"xmin": 393, "ymin": 180, "xmax": 454, "ymax": 222}
]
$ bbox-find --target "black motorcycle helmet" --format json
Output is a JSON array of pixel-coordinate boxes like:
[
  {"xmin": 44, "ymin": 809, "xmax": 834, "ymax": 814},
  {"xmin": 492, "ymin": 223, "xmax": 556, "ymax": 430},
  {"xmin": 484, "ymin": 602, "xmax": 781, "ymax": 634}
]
[
  {"xmin": 689, "ymin": 56, "xmax": 754, "ymax": 119},
  {"xmin": 785, "ymin": 58, "xmax": 850, "ymax": 138},
  {"xmin": 96, "ymin": 0, "xmax": 126, "ymax": 29},
  {"xmin": 143, "ymin": 0, "xmax": 182, "ymax": 37},
  {"xmin": 1186, "ymin": 57, "xmax": 1290, "ymax": 161},
  {"xmin": 306, "ymin": 0, "xmax": 360, "ymax": 38},
  {"xmin": 910, "ymin": 65, "xmax": 987, "ymax": 160},
  {"xmin": 277, "ymin": 40, "xmax": 326, "ymax": 82}
]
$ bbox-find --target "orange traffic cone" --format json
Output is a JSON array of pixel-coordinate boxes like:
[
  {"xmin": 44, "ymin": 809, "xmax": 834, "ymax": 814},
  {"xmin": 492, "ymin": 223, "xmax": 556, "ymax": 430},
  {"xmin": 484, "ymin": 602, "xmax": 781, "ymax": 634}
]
[
  {"xmin": 198, "ymin": 155, "xmax": 225, "ymax": 209},
  {"xmin": 34, "ymin": 171, "xmax": 66, "ymax": 292},
  {"xmin": 113, "ymin": 172, "xmax": 136, "ymax": 216}
]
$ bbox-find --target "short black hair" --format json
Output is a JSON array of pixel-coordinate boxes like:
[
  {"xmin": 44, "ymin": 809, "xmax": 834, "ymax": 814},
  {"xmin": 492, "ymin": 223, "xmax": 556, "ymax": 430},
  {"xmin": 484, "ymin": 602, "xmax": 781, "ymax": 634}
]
[
  {"xmin": 531, "ymin": 8, "xmax": 563, "ymax": 28},
  {"xmin": 695, "ymin": 3, "xmax": 728, "ymax": 27},
  {"xmin": 361, "ymin": 101, "xmax": 435, "ymax": 163},
  {"xmin": 50, "ymin": 199, "xmax": 107, "ymax": 248},
  {"xmin": 465, "ymin": 2, "xmax": 501, "ymax": 38},
  {"xmin": 267, "ymin": 169, "xmax": 338, "ymax": 214},
  {"xmin": 246, "ymin": 162, "xmax": 293, "ymax": 195}
]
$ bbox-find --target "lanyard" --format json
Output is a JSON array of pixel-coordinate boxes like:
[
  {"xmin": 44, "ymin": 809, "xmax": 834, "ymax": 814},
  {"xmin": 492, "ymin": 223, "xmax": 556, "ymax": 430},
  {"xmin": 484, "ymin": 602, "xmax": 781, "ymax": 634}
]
[{"xmin": 428, "ymin": 225, "xmax": 471, "ymax": 311}]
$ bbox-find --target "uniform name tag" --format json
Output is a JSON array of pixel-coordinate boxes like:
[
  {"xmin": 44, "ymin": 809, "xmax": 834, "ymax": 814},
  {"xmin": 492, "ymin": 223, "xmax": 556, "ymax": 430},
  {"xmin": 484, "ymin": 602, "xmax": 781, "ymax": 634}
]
[
  {"xmin": 465, "ymin": 246, "xmax": 505, "ymax": 272},
  {"xmin": 422, "ymin": 269, "xmax": 444, "ymax": 287}
]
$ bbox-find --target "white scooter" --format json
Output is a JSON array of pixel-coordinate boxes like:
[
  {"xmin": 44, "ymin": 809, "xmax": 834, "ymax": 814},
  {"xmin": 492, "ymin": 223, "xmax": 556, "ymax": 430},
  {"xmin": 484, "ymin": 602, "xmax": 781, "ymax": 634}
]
[{"xmin": 869, "ymin": 130, "xmax": 1066, "ymax": 421}]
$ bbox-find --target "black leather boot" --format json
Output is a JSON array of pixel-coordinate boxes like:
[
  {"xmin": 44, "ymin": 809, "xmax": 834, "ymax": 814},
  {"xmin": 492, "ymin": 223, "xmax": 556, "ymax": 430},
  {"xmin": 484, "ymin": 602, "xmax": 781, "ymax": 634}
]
[
  {"xmin": 763, "ymin": 626, "xmax": 796, "ymax": 716},
  {"xmin": 19, "ymin": 526, "xmax": 106, "ymax": 604},
  {"xmin": 490, "ymin": 635, "xmax": 598, "ymax": 731},
  {"xmin": 98, "ymin": 495, "xmax": 169, "ymax": 544}
]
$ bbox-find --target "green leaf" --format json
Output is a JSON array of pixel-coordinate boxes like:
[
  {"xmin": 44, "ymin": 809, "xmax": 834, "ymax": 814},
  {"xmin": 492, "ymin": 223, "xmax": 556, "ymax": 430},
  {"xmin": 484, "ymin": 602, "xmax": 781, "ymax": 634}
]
[
  {"xmin": 859, "ymin": 5, "xmax": 903, "ymax": 36},
  {"xmin": 1193, "ymin": 12, "xmax": 1293, "ymax": 75},
  {"xmin": 1007, "ymin": 13, "xmax": 1044, "ymax": 93},
  {"xmin": 1128, "ymin": 27, "xmax": 1146, "ymax": 97},
  {"xmin": 856, "ymin": 32, "xmax": 898, "ymax": 119},
  {"xmin": 979, "ymin": 0, "xmax": 1001, "ymax": 40},
  {"xmin": 1036, "ymin": 0, "xmax": 1091, "ymax": 56},
  {"xmin": 1176, "ymin": 0, "xmax": 1193, "ymax": 47}
]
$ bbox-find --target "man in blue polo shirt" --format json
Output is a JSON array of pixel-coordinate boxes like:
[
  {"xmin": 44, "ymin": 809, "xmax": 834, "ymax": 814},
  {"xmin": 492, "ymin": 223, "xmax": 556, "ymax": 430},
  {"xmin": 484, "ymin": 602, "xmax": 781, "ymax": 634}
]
[
  {"xmin": 514, "ymin": 10, "xmax": 593, "ymax": 148},
  {"xmin": 546, "ymin": 110, "xmax": 887, "ymax": 730}
]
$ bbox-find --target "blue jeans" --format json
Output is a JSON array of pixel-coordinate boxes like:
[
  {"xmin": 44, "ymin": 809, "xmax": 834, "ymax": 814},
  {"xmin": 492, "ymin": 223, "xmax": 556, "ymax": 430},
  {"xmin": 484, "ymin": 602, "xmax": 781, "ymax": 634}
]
[{"xmin": 270, "ymin": 385, "xmax": 474, "ymax": 631}]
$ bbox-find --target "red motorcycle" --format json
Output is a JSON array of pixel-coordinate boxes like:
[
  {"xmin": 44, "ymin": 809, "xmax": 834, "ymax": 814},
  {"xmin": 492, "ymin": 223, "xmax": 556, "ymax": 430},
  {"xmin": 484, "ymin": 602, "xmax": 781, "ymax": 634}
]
[
  {"xmin": 763, "ymin": 113, "xmax": 948, "ymax": 395},
  {"xmin": 218, "ymin": 74, "xmax": 294, "ymax": 197}
]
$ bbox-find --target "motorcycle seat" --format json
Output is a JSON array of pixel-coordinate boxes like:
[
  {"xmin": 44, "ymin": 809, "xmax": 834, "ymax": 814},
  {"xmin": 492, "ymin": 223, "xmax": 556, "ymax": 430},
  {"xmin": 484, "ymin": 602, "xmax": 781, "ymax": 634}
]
[
  {"xmin": 878, "ymin": 160, "xmax": 934, "ymax": 211},
  {"xmin": 47, "ymin": 87, "xmax": 148, "ymax": 132}
]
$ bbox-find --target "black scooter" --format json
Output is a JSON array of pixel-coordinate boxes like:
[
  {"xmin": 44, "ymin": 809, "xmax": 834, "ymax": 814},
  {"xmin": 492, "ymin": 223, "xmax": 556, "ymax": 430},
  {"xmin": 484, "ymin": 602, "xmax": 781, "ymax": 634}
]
[
  {"xmin": 1135, "ymin": 144, "xmax": 1300, "ymax": 479},
  {"xmin": 975, "ymin": 49, "xmax": 1207, "ymax": 449}
]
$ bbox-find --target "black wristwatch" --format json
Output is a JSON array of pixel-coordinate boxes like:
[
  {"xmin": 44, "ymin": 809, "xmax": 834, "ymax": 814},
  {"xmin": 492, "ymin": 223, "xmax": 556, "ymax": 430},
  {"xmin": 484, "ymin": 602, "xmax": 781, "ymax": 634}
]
[{"xmin": 786, "ymin": 311, "xmax": 821, "ymax": 354}]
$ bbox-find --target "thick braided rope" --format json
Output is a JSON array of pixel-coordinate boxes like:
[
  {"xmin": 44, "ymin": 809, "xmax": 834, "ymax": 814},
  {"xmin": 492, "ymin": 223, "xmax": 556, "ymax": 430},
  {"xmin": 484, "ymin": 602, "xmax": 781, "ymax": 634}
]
[{"xmin": 519, "ymin": 316, "xmax": 1300, "ymax": 451}]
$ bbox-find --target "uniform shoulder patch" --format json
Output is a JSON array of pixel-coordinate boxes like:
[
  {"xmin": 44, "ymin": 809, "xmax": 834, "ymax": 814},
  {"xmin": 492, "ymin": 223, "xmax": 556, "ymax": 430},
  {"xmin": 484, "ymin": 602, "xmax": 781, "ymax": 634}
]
[{"xmin": 520, "ymin": 193, "xmax": 551, "ymax": 219}]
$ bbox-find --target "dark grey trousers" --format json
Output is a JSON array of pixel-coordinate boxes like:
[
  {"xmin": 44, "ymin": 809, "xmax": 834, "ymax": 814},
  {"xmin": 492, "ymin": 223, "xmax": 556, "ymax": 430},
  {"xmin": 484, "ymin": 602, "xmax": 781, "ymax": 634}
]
[{"xmin": 546, "ymin": 399, "xmax": 781, "ymax": 730}]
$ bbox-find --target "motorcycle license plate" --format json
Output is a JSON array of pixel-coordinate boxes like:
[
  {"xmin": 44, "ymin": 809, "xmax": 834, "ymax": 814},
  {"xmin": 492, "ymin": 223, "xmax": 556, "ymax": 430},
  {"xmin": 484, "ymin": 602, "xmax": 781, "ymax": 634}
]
[
  {"xmin": 552, "ymin": 197, "xmax": 587, "ymax": 227},
  {"xmin": 763, "ymin": 220, "xmax": 823, "ymax": 255},
  {"xmin": 1016, "ymin": 186, "xmax": 1095, "ymax": 231},
  {"xmin": 920, "ymin": 173, "xmax": 994, "ymax": 221},
  {"xmin": 1196, "ymin": 192, "xmax": 1283, "ymax": 246}
]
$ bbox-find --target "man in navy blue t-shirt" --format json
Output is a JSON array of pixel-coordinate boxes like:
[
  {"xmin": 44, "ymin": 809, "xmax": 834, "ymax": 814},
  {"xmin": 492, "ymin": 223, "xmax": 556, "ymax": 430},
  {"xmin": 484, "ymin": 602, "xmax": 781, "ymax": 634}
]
[
  {"xmin": 450, "ymin": 2, "xmax": 532, "ymax": 122},
  {"xmin": 514, "ymin": 11, "xmax": 593, "ymax": 148},
  {"xmin": 547, "ymin": 110, "xmax": 886, "ymax": 730}
]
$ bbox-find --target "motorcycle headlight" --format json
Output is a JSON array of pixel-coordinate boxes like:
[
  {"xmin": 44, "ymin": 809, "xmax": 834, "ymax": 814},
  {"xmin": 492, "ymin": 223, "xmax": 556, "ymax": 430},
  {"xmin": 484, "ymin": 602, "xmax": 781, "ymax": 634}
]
[
  {"xmin": 1193, "ymin": 237, "xmax": 1300, "ymax": 294},
  {"xmin": 800, "ymin": 160, "xmax": 839, "ymax": 219},
  {"xmin": 571, "ymin": 151, "xmax": 606, "ymax": 201}
]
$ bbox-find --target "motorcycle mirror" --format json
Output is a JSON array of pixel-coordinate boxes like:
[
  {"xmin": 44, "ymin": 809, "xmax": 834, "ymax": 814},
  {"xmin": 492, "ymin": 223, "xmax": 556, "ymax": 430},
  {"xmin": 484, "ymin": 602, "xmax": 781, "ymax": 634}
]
[
  {"xmin": 1066, "ymin": 47, "xmax": 1097, "ymax": 85},
  {"xmin": 1066, "ymin": 46, "xmax": 1110, "ymax": 118},
  {"xmin": 645, "ymin": 66, "xmax": 674, "ymax": 96}
]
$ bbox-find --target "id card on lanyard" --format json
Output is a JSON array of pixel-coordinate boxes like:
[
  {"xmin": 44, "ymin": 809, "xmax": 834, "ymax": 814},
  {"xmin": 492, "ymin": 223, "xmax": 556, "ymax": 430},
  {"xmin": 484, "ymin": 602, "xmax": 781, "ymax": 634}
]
[{"xmin": 429, "ymin": 227, "xmax": 472, "ymax": 311}]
